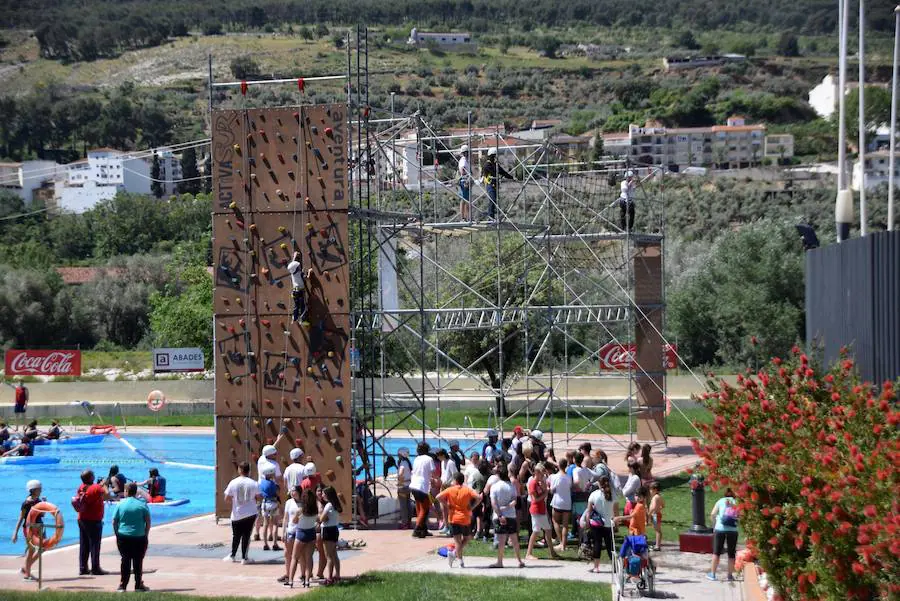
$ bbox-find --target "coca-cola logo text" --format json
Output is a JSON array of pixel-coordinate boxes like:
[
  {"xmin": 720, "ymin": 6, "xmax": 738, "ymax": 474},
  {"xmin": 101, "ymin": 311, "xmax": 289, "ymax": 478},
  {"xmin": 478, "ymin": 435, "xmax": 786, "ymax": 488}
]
[
  {"xmin": 5, "ymin": 350, "xmax": 82, "ymax": 376},
  {"xmin": 598, "ymin": 344, "xmax": 677, "ymax": 371}
]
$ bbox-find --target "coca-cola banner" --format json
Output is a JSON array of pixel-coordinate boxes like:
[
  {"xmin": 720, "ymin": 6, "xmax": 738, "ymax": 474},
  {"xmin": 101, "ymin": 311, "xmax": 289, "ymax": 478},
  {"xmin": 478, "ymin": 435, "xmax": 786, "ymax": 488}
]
[
  {"xmin": 598, "ymin": 343, "xmax": 678, "ymax": 371},
  {"xmin": 4, "ymin": 350, "xmax": 82, "ymax": 376}
]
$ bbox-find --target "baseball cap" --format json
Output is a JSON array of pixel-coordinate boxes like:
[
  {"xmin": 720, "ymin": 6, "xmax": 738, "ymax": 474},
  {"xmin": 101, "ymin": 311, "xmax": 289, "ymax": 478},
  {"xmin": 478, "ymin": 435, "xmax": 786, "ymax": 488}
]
[
  {"xmin": 488, "ymin": 148, "xmax": 497, "ymax": 156},
  {"xmin": 513, "ymin": 426, "xmax": 524, "ymax": 436},
  {"xmin": 262, "ymin": 444, "xmax": 277, "ymax": 457},
  {"xmin": 305, "ymin": 462, "xmax": 317, "ymax": 474},
  {"xmin": 486, "ymin": 429, "xmax": 498, "ymax": 437},
  {"xmin": 531, "ymin": 429, "xmax": 543, "ymax": 441},
  {"xmin": 26, "ymin": 479, "xmax": 41, "ymax": 493},
  {"xmin": 289, "ymin": 448, "xmax": 304, "ymax": 461}
]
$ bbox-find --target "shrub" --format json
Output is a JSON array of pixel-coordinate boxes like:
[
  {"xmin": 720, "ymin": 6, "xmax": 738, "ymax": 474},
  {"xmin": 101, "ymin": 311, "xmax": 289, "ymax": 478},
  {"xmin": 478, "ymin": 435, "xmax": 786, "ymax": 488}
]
[{"xmin": 695, "ymin": 349, "xmax": 899, "ymax": 601}]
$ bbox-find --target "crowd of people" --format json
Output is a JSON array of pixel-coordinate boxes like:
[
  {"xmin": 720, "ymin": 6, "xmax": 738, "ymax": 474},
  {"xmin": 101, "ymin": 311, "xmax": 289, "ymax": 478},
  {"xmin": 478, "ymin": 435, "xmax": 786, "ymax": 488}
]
[
  {"xmin": 221, "ymin": 444, "xmax": 343, "ymax": 588},
  {"xmin": 398, "ymin": 428, "xmax": 669, "ymax": 571}
]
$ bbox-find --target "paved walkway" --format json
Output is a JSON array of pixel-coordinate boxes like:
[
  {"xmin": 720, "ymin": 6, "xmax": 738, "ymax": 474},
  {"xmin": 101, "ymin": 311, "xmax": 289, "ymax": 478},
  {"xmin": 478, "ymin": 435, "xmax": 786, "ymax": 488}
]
[{"xmin": 386, "ymin": 545, "xmax": 746, "ymax": 600}]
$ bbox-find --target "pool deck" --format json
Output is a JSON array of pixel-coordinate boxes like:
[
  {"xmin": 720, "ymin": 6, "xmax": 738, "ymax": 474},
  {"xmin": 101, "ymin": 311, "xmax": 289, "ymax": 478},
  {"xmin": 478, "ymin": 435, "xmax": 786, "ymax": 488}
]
[{"xmin": 0, "ymin": 432, "xmax": 702, "ymax": 597}]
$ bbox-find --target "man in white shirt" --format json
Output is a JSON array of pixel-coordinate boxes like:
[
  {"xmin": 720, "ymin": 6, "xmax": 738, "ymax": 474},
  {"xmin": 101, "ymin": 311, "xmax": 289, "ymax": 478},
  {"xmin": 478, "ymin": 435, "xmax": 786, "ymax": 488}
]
[
  {"xmin": 282, "ymin": 447, "xmax": 306, "ymax": 492},
  {"xmin": 409, "ymin": 442, "xmax": 436, "ymax": 538},
  {"xmin": 617, "ymin": 170, "xmax": 636, "ymax": 232},
  {"xmin": 457, "ymin": 144, "xmax": 471, "ymax": 221},
  {"xmin": 286, "ymin": 252, "xmax": 307, "ymax": 322},
  {"xmin": 223, "ymin": 462, "xmax": 261, "ymax": 563},
  {"xmin": 488, "ymin": 466, "xmax": 524, "ymax": 568}
]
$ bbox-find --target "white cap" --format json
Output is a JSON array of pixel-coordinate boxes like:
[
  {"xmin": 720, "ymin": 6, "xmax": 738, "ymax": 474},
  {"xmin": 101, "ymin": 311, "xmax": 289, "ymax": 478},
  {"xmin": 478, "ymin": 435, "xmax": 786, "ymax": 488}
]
[
  {"xmin": 289, "ymin": 448, "xmax": 304, "ymax": 461},
  {"xmin": 397, "ymin": 447, "xmax": 410, "ymax": 458},
  {"xmin": 260, "ymin": 465, "xmax": 275, "ymax": 477},
  {"xmin": 459, "ymin": 144, "xmax": 469, "ymax": 153},
  {"xmin": 305, "ymin": 462, "xmax": 317, "ymax": 474},
  {"xmin": 487, "ymin": 148, "xmax": 498, "ymax": 156},
  {"xmin": 26, "ymin": 479, "xmax": 41, "ymax": 493},
  {"xmin": 262, "ymin": 445, "xmax": 277, "ymax": 457},
  {"xmin": 625, "ymin": 170, "xmax": 635, "ymax": 178},
  {"xmin": 486, "ymin": 429, "xmax": 498, "ymax": 437},
  {"xmin": 531, "ymin": 430, "xmax": 543, "ymax": 441}
]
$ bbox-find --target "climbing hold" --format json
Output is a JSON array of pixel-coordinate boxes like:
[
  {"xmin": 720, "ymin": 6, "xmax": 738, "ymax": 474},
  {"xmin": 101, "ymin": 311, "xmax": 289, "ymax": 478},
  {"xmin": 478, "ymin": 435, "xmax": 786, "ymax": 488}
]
[
  {"xmin": 261, "ymin": 267, "xmax": 270, "ymax": 277},
  {"xmin": 264, "ymin": 398, "xmax": 273, "ymax": 408},
  {"xmin": 317, "ymin": 176, "xmax": 325, "ymax": 186},
  {"xmin": 231, "ymin": 429, "xmax": 239, "ymax": 438},
  {"xmin": 325, "ymin": 127, "xmax": 333, "ymax": 138},
  {"xmin": 280, "ymin": 242, "xmax": 289, "ymax": 250},
  {"xmin": 277, "ymin": 226, "xmax": 287, "ymax": 234},
  {"xmin": 311, "ymin": 126, "xmax": 318, "ymax": 135},
  {"xmin": 307, "ymin": 367, "xmax": 314, "ymax": 374},
  {"xmin": 275, "ymin": 189, "xmax": 283, "ymax": 198},
  {"xmin": 327, "ymin": 351, "xmax": 334, "ymax": 358},
  {"xmin": 235, "ymin": 297, "xmax": 243, "ymax": 305},
  {"xmin": 330, "ymin": 438, "xmax": 338, "ymax": 446},
  {"xmin": 229, "ymin": 201, "xmax": 237, "ymax": 210},
  {"xmin": 320, "ymin": 427, "xmax": 328, "ymax": 435},
  {"xmin": 265, "ymin": 417, "xmax": 273, "ymax": 425},
  {"xmin": 239, "ymin": 318, "xmax": 246, "ymax": 328},
  {"xmin": 233, "ymin": 144, "xmax": 242, "ymax": 155},
  {"xmin": 306, "ymin": 223, "xmax": 314, "ymax": 231},
  {"xmin": 261, "ymin": 319, "xmax": 271, "ymax": 328},
  {"xmin": 335, "ymin": 399, "xmax": 344, "ymax": 412},
  {"xmin": 277, "ymin": 153, "xmax": 285, "ymax": 163},
  {"xmin": 331, "ymin": 422, "xmax": 339, "ymax": 429},
  {"xmin": 293, "ymin": 111, "xmax": 300, "ymax": 122},
  {"xmin": 326, "ymin": 469, "xmax": 335, "ymax": 480},
  {"xmin": 249, "ymin": 223, "xmax": 257, "ymax": 231},
  {"xmin": 335, "ymin": 455, "xmax": 343, "ymax": 465},
  {"xmin": 295, "ymin": 438, "xmax": 304, "ymax": 446}
]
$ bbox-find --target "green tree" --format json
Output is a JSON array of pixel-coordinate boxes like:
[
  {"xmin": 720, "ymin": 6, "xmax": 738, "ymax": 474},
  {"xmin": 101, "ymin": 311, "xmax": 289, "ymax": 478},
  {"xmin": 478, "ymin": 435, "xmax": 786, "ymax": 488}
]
[
  {"xmin": 536, "ymin": 35, "xmax": 561, "ymax": 59},
  {"xmin": 149, "ymin": 264, "xmax": 213, "ymax": 366},
  {"xmin": 92, "ymin": 193, "xmax": 168, "ymax": 257},
  {"xmin": 229, "ymin": 55, "xmax": 260, "ymax": 80},
  {"xmin": 150, "ymin": 154, "xmax": 163, "ymax": 198},
  {"xmin": 843, "ymin": 86, "xmax": 892, "ymax": 147},
  {"xmin": 180, "ymin": 147, "xmax": 201, "ymax": 195},
  {"xmin": 676, "ymin": 30, "xmax": 700, "ymax": 50},
  {"xmin": 776, "ymin": 33, "xmax": 800, "ymax": 57},
  {"xmin": 668, "ymin": 220, "xmax": 804, "ymax": 367},
  {"xmin": 591, "ymin": 132, "xmax": 604, "ymax": 162}
]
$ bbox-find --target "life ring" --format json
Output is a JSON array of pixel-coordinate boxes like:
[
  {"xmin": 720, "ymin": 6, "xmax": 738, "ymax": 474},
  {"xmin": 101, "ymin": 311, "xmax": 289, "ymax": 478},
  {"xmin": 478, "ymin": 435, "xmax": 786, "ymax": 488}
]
[
  {"xmin": 147, "ymin": 390, "xmax": 166, "ymax": 412},
  {"xmin": 27, "ymin": 502, "xmax": 64, "ymax": 551},
  {"xmin": 90, "ymin": 425, "xmax": 117, "ymax": 435}
]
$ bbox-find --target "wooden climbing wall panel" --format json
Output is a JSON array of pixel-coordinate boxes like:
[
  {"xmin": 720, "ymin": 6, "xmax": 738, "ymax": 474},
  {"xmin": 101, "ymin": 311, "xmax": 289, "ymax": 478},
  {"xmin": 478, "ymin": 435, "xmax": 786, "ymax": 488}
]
[{"xmin": 212, "ymin": 105, "xmax": 353, "ymax": 521}]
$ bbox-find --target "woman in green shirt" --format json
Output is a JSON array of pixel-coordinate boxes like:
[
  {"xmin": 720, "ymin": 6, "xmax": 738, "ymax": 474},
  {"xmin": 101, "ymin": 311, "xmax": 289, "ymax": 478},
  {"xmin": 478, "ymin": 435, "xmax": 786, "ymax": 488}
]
[{"xmin": 112, "ymin": 482, "xmax": 151, "ymax": 592}]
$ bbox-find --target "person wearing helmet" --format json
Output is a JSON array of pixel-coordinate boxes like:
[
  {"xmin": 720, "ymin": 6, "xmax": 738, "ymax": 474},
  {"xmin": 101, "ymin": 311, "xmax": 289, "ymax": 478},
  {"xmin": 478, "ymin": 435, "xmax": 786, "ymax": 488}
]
[
  {"xmin": 259, "ymin": 465, "xmax": 282, "ymax": 552},
  {"xmin": 13, "ymin": 479, "xmax": 44, "ymax": 581},
  {"xmin": 480, "ymin": 147, "xmax": 514, "ymax": 221},
  {"xmin": 482, "ymin": 429, "xmax": 499, "ymax": 464},
  {"xmin": 396, "ymin": 448, "xmax": 413, "ymax": 529},
  {"xmin": 458, "ymin": 144, "xmax": 472, "ymax": 221},
  {"xmin": 255, "ymin": 444, "xmax": 282, "ymax": 543},
  {"xmin": 617, "ymin": 170, "xmax": 637, "ymax": 232},
  {"xmin": 448, "ymin": 440, "xmax": 465, "ymax": 472},
  {"xmin": 283, "ymin": 448, "xmax": 306, "ymax": 492},
  {"xmin": 529, "ymin": 430, "xmax": 546, "ymax": 462}
]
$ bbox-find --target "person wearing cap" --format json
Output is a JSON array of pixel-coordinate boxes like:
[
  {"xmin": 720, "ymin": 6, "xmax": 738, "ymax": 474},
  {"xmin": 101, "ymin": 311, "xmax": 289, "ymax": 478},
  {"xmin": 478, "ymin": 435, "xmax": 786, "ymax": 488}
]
[
  {"xmin": 283, "ymin": 448, "xmax": 306, "ymax": 493},
  {"xmin": 448, "ymin": 440, "xmax": 465, "ymax": 472},
  {"xmin": 396, "ymin": 448, "xmax": 413, "ymax": 530},
  {"xmin": 259, "ymin": 466, "xmax": 282, "ymax": 552},
  {"xmin": 482, "ymin": 430, "xmax": 499, "ymax": 464},
  {"xmin": 255, "ymin": 444, "xmax": 282, "ymax": 543},
  {"xmin": 616, "ymin": 170, "xmax": 637, "ymax": 232},
  {"xmin": 480, "ymin": 147, "xmax": 514, "ymax": 221},
  {"xmin": 457, "ymin": 144, "xmax": 472, "ymax": 221},
  {"xmin": 223, "ymin": 462, "xmax": 262, "ymax": 564},
  {"xmin": 300, "ymin": 463, "xmax": 319, "ymax": 491},
  {"xmin": 13, "ymin": 479, "xmax": 44, "ymax": 581}
]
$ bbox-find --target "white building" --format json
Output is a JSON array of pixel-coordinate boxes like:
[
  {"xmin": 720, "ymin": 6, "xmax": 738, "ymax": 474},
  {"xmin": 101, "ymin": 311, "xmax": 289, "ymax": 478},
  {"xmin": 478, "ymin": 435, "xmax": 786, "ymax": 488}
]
[
  {"xmin": 852, "ymin": 150, "xmax": 900, "ymax": 191},
  {"xmin": 57, "ymin": 148, "xmax": 151, "ymax": 213},
  {"xmin": 0, "ymin": 160, "xmax": 64, "ymax": 203},
  {"xmin": 153, "ymin": 149, "xmax": 183, "ymax": 197},
  {"xmin": 601, "ymin": 117, "xmax": 794, "ymax": 171},
  {"xmin": 407, "ymin": 28, "xmax": 475, "ymax": 50}
]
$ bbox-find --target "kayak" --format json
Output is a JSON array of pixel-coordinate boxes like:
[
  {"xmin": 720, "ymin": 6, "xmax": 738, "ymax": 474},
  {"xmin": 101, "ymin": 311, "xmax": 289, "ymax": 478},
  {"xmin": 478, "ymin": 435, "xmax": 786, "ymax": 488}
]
[
  {"xmin": 33, "ymin": 434, "xmax": 107, "ymax": 446},
  {"xmin": 0, "ymin": 456, "xmax": 61, "ymax": 465},
  {"xmin": 108, "ymin": 498, "xmax": 190, "ymax": 508}
]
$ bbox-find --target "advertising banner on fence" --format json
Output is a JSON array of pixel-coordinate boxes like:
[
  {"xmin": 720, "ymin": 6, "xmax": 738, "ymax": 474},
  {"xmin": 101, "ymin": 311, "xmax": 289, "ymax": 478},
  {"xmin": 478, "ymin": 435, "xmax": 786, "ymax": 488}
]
[
  {"xmin": 4, "ymin": 350, "xmax": 82, "ymax": 376},
  {"xmin": 153, "ymin": 348, "xmax": 205, "ymax": 373},
  {"xmin": 598, "ymin": 343, "xmax": 678, "ymax": 371}
]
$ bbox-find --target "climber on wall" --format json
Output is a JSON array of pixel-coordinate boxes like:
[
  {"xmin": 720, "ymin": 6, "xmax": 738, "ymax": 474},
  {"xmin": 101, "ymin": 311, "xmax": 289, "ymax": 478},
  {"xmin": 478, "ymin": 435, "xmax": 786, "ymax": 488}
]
[{"xmin": 286, "ymin": 252, "xmax": 307, "ymax": 323}]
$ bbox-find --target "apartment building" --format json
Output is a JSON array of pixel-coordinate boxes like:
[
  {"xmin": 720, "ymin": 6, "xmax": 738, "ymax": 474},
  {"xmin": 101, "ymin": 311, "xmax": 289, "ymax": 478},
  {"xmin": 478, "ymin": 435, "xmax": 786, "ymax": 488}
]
[
  {"xmin": 57, "ymin": 148, "xmax": 151, "ymax": 213},
  {"xmin": 0, "ymin": 160, "xmax": 64, "ymax": 203}
]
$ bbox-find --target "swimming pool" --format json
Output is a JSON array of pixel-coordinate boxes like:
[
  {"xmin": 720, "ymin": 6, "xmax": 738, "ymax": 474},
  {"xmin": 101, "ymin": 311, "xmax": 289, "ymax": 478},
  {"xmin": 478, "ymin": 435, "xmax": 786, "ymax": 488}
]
[{"xmin": 0, "ymin": 433, "xmax": 214, "ymax": 556}]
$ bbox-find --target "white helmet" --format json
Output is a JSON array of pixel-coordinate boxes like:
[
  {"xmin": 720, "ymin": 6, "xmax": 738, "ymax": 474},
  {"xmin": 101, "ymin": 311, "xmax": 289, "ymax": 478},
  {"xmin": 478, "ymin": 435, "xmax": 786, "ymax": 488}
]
[
  {"xmin": 486, "ymin": 429, "xmax": 498, "ymax": 438},
  {"xmin": 531, "ymin": 430, "xmax": 544, "ymax": 441},
  {"xmin": 260, "ymin": 465, "xmax": 276, "ymax": 477},
  {"xmin": 305, "ymin": 462, "xmax": 317, "ymax": 474},
  {"xmin": 487, "ymin": 148, "xmax": 498, "ymax": 157},
  {"xmin": 625, "ymin": 170, "xmax": 635, "ymax": 178},
  {"xmin": 26, "ymin": 479, "xmax": 41, "ymax": 493},
  {"xmin": 459, "ymin": 144, "xmax": 469, "ymax": 154},
  {"xmin": 262, "ymin": 445, "xmax": 277, "ymax": 457},
  {"xmin": 289, "ymin": 448, "xmax": 304, "ymax": 461}
]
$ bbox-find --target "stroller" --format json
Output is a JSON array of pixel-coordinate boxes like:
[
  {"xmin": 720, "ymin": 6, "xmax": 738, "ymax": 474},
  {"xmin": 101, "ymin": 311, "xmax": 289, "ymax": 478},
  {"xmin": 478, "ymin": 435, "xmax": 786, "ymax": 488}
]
[{"xmin": 614, "ymin": 534, "xmax": 655, "ymax": 599}]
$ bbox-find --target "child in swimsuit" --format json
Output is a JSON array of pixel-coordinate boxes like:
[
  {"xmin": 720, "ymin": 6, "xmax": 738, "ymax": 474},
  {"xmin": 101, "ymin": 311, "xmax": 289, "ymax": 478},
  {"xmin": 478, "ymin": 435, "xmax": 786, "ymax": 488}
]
[{"xmin": 648, "ymin": 482, "xmax": 664, "ymax": 551}]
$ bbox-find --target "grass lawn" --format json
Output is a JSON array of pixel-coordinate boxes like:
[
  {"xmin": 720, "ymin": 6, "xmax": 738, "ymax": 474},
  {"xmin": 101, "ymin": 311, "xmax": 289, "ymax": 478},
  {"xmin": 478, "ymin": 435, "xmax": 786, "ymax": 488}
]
[
  {"xmin": 58, "ymin": 415, "xmax": 215, "ymax": 428},
  {"xmin": 0, "ymin": 571, "xmax": 611, "ymax": 601}
]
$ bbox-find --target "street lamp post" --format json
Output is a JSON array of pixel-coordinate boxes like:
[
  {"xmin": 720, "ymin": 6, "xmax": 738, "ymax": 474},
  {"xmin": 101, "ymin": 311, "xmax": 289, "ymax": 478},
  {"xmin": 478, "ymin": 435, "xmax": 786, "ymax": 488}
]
[{"xmin": 889, "ymin": 5, "xmax": 900, "ymax": 231}]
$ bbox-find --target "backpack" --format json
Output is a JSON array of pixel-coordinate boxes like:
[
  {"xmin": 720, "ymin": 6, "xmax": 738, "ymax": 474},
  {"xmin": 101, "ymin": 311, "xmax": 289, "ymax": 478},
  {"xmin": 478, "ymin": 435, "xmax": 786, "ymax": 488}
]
[
  {"xmin": 71, "ymin": 486, "xmax": 87, "ymax": 513},
  {"xmin": 721, "ymin": 499, "xmax": 739, "ymax": 527}
]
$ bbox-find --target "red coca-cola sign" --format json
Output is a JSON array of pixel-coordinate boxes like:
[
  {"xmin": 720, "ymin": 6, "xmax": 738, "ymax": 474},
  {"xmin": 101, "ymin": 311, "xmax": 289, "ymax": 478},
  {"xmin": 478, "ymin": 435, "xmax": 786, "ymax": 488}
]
[
  {"xmin": 5, "ymin": 350, "xmax": 81, "ymax": 376},
  {"xmin": 598, "ymin": 343, "xmax": 677, "ymax": 371}
]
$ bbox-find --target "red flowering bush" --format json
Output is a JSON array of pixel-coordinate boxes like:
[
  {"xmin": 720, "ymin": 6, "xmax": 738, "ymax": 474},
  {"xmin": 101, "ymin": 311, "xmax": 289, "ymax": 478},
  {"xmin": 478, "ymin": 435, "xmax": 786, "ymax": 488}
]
[{"xmin": 693, "ymin": 348, "xmax": 899, "ymax": 601}]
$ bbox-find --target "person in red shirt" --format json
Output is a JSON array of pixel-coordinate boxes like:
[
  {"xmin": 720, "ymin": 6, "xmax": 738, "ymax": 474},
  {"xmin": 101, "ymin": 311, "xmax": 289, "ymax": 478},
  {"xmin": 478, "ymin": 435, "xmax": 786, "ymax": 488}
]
[
  {"xmin": 435, "ymin": 472, "xmax": 481, "ymax": 568},
  {"xmin": 76, "ymin": 470, "xmax": 114, "ymax": 576},
  {"xmin": 526, "ymin": 463, "xmax": 560, "ymax": 560}
]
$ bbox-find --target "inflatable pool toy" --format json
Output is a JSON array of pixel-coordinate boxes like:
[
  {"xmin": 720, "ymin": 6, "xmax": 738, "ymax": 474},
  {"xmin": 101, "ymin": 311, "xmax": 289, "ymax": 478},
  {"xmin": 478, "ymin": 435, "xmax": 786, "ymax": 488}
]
[
  {"xmin": 90, "ymin": 425, "xmax": 118, "ymax": 435},
  {"xmin": 33, "ymin": 434, "xmax": 106, "ymax": 446},
  {"xmin": 0, "ymin": 456, "xmax": 61, "ymax": 465},
  {"xmin": 27, "ymin": 502, "xmax": 64, "ymax": 551}
]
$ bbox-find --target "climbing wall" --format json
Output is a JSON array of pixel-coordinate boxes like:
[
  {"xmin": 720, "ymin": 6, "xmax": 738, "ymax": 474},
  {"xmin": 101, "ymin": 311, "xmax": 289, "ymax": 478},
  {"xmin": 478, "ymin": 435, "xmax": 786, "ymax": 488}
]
[
  {"xmin": 633, "ymin": 241, "xmax": 666, "ymax": 442},
  {"xmin": 212, "ymin": 105, "xmax": 353, "ymax": 521}
]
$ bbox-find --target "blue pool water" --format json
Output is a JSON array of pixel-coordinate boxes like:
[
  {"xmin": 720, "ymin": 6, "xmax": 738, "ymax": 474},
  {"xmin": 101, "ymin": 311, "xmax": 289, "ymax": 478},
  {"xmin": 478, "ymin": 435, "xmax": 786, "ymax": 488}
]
[{"xmin": 0, "ymin": 433, "xmax": 214, "ymax": 556}]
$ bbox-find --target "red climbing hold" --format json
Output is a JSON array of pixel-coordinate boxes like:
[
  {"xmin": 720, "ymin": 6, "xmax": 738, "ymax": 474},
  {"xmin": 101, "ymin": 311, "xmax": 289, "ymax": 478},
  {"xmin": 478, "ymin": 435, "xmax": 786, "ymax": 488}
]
[{"xmin": 297, "ymin": 78, "xmax": 305, "ymax": 92}]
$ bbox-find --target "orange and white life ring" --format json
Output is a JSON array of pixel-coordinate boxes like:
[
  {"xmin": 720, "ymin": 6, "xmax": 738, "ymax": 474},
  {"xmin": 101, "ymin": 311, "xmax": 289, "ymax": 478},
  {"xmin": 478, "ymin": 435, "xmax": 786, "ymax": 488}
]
[
  {"xmin": 27, "ymin": 502, "xmax": 64, "ymax": 551},
  {"xmin": 147, "ymin": 390, "xmax": 167, "ymax": 412},
  {"xmin": 90, "ymin": 425, "xmax": 117, "ymax": 435}
]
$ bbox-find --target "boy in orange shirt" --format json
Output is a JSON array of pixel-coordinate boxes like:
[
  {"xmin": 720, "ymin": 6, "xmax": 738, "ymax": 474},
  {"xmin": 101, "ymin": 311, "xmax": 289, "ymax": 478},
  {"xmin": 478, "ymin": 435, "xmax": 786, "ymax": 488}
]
[
  {"xmin": 436, "ymin": 472, "xmax": 481, "ymax": 568},
  {"xmin": 615, "ymin": 485, "xmax": 649, "ymax": 536}
]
